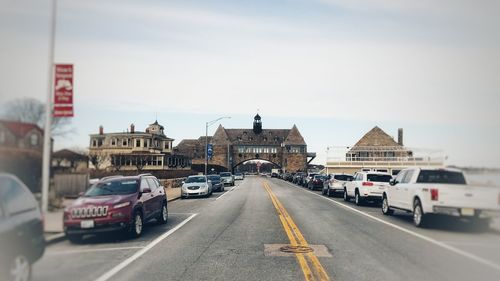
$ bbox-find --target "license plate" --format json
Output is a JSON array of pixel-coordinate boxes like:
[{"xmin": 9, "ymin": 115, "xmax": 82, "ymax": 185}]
[
  {"xmin": 461, "ymin": 208, "xmax": 475, "ymax": 216},
  {"xmin": 80, "ymin": 220, "xmax": 95, "ymax": 228}
]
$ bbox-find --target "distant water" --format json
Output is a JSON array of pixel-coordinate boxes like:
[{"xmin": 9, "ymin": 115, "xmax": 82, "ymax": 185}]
[{"xmin": 465, "ymin": 173, "xmax": 500, "ymax": 187}]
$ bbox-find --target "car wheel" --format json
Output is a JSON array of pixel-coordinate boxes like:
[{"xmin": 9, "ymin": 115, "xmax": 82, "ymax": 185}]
[
  {"xmin": 413, "ymin": 199, "xmax": 426, "ymax": 227},
  {"xmin": 221, "ymin": 186, "xmax": 224, "ymax": 192},
  {"xmin": 343, "ymin": 189, "xmax": 350, "ymax": 202},
  {"xmin": 355, "ymin": 191, "xmax": 363, "ymax": 206},
  {"xmin": 157, "ymin": 202, "xmax": 168, "ymax": 224},
  {"xmin": 130, "ymin": 211, "xmax": 143, "ymax": 238},
  {"xmin": 67, "ymin": 234, "xmax": 83, "ymax": 244},
  {"xmin": 8, "ymin": 254, "xmax": 31, "ymax": 281},
  {"xmin": 322, "ymin": 188, "xmax": 326, "ymax": 195},
  {"xmin": 381, "ymin": 196, "xmax": 394, "ymax": 215}
]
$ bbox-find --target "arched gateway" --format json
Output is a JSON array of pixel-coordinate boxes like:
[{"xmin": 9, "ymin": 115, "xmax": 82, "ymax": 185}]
[{"xmin": 175, "ymin": 115, "xmax": 316, "ymax": 173}]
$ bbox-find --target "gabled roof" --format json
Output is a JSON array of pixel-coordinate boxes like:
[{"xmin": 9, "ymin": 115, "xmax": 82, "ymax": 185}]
[
  {"xmin": 349, "ymin": 126, "xmax": 403, "ymax": 151},
  {"xmin": 0, "ymin": 120, "xmax": 43, "ymax": 138},
  {"xmin": 283, "ymin": 124, "xmax": 306, "ymax": 145}
]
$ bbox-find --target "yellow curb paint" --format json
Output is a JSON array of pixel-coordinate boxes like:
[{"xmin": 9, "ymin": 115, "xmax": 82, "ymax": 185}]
[{"xmin": 263, "ymin": 181, "xmax": 331, "ymax": 281}]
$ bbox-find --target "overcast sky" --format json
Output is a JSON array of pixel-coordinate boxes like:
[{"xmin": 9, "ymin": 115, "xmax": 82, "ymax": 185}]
[{"xmin": 1, "ymin": 0, "xmax": 499, "ymax": 167}]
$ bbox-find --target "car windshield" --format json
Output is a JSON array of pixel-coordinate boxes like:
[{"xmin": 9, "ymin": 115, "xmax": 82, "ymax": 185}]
[
  {"xmin": 185, "ymin": 176, "xmax": 206, "ymax": 183},
  {"xmin": 207, "ymin": 176, "xmax": 221, "ymax": 181},
  {"xmin": 220, "ymin": 172, "xmax": 231, "ymax": 177},
  {"xmin": 235, "ymin": 173, "xmax": 242, "ymax": 176},
  {"xmin": 367, "ymin": 174, "xmax": 392, "ymax": 183},
  {"xmin": 417, "ymin": 170, "xmax": 467, "ymax": 184},
  {"xmin": 314, "ymin": 175, "xmax": 327, "ymax": 180},
  {"xmin": 334, "ymin": 175, "xmax": 353, "ymax": 181},
  {"xmin": 84, "ymin": 179, "xmax": 138, "ymax": 196}
]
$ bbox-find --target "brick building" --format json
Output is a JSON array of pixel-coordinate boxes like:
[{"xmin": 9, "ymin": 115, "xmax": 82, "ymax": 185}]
[{"xmin": 175, "ymin": 114, "xmax": 314, "ymax": 173}]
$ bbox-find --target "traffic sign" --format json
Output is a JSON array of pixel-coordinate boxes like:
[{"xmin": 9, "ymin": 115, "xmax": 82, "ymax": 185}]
[{"xmin": 53, "ymin": 64, "xmax": 74, "ymax": 117}]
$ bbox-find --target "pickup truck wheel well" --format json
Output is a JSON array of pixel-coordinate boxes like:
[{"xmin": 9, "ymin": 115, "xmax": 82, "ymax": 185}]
[{"xmin": 413, "ymin": 197, "xmax": 422, "ymax": 212}]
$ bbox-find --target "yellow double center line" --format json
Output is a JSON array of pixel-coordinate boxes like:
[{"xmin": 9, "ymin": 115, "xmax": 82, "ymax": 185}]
[{"xmin": 263, "ymin": 181, "xmax": 331, "ymax": 281}]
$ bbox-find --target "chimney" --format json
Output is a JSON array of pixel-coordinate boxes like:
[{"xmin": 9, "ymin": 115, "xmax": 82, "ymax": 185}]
[
  {"xmin": 99, "ymin": 125, "xmax": 104, "ymax": 135},
  {"xmin": 130, "ymin": 124, "xmax": 135, "ymax": 134},
  {"xmin": 397, "ymin": 128, "xmax": 403, "ymax": 146}
]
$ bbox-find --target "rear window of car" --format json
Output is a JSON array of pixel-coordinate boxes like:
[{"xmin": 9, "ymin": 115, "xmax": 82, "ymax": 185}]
[
  {"xmin": 207, "ymin": 175, "xmax": 220, "ymax": 181},
  {"xmin": 314, "ymin": 175, "xmax": 327, "ymax": 180},
  {"xmin": 367, "ymin": 174, "xmax": 392, "ymax": 182},
  {"xmin": 416, "ymin": 170, "xmax": 466, "ymax": 184},
  {"xmin": 334, "ymin": 175, "xmax": 353, "ymax": 181},
  {"xmin": 85, "ymin": 179, "xmax": 139, "ymax": 196},
  {"xmin": 220, "ymin": 172, "xmax": 232, "ymax": 177}
]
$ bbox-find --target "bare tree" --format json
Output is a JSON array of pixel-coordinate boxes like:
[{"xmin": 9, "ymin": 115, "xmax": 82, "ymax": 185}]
[
  {"xmin": 111, "ymin": 154, "xmax": 124, "ymax": 172},
  {"xmin": 1, "ymin": 98, "xmax": 74, "ymax": 137}
]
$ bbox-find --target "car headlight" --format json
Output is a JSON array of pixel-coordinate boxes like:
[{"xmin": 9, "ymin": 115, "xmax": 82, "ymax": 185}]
[{"xmin": 113, "ymin": 202, "xmax": 131, "ymax": 209}]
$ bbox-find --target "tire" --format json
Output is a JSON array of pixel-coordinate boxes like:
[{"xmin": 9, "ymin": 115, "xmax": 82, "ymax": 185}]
[
  {"xmin": 130, "ymin": 211, "xmax": 144, "ymax": 238},
  {"xmin": 355, "ymin": 191, "xmax": 363, "ymax": 206},
  {"xmin": 327, "ymin": 188, "xmax": 333, "ymax": 197},
  {"xmin": 343, "ymin": 189, "xmax": 350, "ymax": 202},
  {"xmin": 67, "ymin": 234, "xmax": 83, "ymax": 244},
  {"xmin": 156, "ymin": 202, "xmax": 168, "ymax": 224},
  {"xmin": 322, "ymin": 188, "xmax": 326, "ymax": 195},
  {"xmin": 381, "ymin": 196, "xmax": 394, "ymax": 215},
  {"xmin": 221, "ymin": 186, "xmax": 224, "ymax": 192},
  {"xmin": 413, "ymin": 199, "xmax": 426, "ymax": 227},
  {"xmin": 6, "ymin": 254, "xmax": 31, "ymax": 281}
]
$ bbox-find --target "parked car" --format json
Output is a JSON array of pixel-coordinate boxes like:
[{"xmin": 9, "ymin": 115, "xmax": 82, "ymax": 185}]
[
  {"xmin": 182, "ymin": 175, "xmax": 213, "ymax": 198},
  {"xmin": 271, "ymin": 172, "xmax": 279, "ymax": 178},
  {"xmin": 382, "ymin": 167, "xmax": 500, "ymax": 227},
  {"xmin": 323, "ymin": 174, "xmax": 354, "ymax": 197},
  {"xmin": 207, "ymin": 175, "xmax": 223, "ymax": 192},
  {"xmin": 220, "ymin": 172, "xmax": 235, "ymax": 186},
  {"xmin": 293, "ymin": 172, "xmax": 306, "ymax": 184},
  {"xmin": 308, "ymin": 175, "xmax": 328, "ymax": 190},
  {"xmin": 283, "ymin": 173, "xmax": 294, "ymax": 182},
  {"xmin": 303, "ymin": 173, "xmax": 318, "ymax": 187},
  {"xmin": 234, "ymin": 172, "xmax": 244, "ymax": 180},
  {"xmin": 344, "ymin": 171, "xmax": 392, "ymax": 205},
  {"xmin": 0, "ymin": 174, "xmax": 45, "ymax": 281},
  {"xmin": 64, "ymin": 174, "xmax": 168, "ymax": 243}
]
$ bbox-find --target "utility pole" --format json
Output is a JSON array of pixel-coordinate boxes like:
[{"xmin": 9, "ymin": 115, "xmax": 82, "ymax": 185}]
[
  {"xmin": 204, "ymin": 116, "xmax": 231, "ymax": 175},
  {"xmin": 41, "ymin": 0, "xmax": 57, "ymax": 213}
]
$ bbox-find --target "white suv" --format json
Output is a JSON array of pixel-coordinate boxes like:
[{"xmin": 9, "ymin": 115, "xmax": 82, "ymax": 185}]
[
  {"xmin": 343, "ymin": 171, "xmax": 393, "ymax": 205},
  {"xmin": 322, "ymin": 174, "xmax": 353, "ymax": 197}
]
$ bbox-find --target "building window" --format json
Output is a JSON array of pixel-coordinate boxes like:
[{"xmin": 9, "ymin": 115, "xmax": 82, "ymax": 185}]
[
  {"xmin": 30, "ymin": 134, "xmax": 38, "ymax": 146},
  {"xmin": 111, "ymin": 138, "xmax": 116, "ymax": 146},
  {"xmin": 122, "ymin": 139, "xmax": 127, "ymax": 146},
  {"xmin": 135, "ymin": 139, "xmax": 141, "ymax": 147},
  {"xmin": 92, "ymin": 139, "xmax": 97, "ymax": 147}
]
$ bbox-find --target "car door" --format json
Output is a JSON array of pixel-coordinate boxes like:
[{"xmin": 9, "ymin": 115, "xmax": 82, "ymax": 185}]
[
  {"xmin": 140, "ymin": 178, "xmax": 155, "ymax": 219},
  {"xmin": 398, "ymin": 170, "xmax": 415, "ymax": 210},
  {"xmin": 389, "ymin": 170, "xmax": 406, "ymax": 208},
  {"xmin": 146, "ymin": 177, "xmax": 163, "ymax": 216}
]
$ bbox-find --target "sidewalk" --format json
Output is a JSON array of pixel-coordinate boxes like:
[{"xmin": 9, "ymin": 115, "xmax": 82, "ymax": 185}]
[{"xmin": 43, "ymin": 187, "xmax": 182, "ymax": 244}]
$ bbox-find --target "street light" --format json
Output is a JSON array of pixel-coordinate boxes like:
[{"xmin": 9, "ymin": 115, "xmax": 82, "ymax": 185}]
[{"xmin": 205, "ymin": 116, "xmax": 231, "ymax": 175}]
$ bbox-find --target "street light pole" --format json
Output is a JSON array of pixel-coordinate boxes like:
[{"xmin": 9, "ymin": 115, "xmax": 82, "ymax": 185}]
[
  {"xmin": 204, "ymin": 116, "xmax": 230, "ymax": 175},
  {"xmin": 41, "ymin": 0, "xmax": 57, "ymax": 213}
]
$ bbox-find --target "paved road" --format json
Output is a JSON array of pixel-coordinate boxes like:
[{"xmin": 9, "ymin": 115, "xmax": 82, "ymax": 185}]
[{"xmin": 33, "ymin": 176, "xmax": 500, "ymax": 281}]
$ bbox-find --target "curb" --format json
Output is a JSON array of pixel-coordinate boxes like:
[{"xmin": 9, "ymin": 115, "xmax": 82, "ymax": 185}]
[
  {"xmin": 167, "ymin": 195, "xmax": 181, "ymax": 202},
  {"xmin": 45, "ymin": 233, "xmax": 66, "ymax": 245}
]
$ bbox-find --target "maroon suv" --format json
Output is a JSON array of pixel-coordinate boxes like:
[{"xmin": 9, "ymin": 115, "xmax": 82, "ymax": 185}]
[{"xmin": 63, "ymin": 174, "xmax": 168, "ymax": 243}]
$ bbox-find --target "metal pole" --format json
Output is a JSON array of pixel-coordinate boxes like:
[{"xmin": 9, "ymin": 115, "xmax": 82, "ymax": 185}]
[
  {"xmin": 41, "ymin": 0, "xmax": 57, "ymax": 213},
  {"xmin": 205, "ymin": 122, "xmax": 208, "ymax": 175}
]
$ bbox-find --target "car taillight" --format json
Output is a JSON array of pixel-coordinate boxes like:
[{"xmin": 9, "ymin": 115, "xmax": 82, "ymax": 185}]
[
  {"xmin": 362, "ymin": 182, "xmax": 373, "ymax": 186},
  {"xmin": 431, "ymin": 188, "xmax": 439, "ymax": 201}
]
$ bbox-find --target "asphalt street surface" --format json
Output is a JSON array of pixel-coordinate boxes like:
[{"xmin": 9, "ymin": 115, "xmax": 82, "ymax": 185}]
[{"xmin": 33, "ymin": 176, "xmax": 500, "ymax": 281}]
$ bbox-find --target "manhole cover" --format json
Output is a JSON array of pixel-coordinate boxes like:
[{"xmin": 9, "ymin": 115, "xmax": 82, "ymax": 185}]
[{"xmin": 279, "ymin": 245, "xmax": 314, "ymax": 254}]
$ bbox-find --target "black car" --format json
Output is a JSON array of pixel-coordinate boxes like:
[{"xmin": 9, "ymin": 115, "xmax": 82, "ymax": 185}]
[
  {"xmin": 207, "ymin": 175, "xmax": 223, "ymax": 192},
  {"xmin": 0, "ymin": 174, "xmax": 45, "ymax": 281},
  {"xmin": 308, "ymin": 175, "xmax": 328, "ymax": 190}
]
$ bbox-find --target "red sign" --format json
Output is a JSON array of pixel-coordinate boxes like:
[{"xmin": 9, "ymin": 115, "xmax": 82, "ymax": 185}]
[{"xmin": 53, "ymin": 64, "xmax": 74, "ymax": 117}]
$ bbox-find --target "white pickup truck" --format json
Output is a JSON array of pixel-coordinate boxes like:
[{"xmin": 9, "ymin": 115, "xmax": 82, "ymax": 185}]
[{"xmin": 382, "ymin": 167, "xmax": 500, "ymax": 227}]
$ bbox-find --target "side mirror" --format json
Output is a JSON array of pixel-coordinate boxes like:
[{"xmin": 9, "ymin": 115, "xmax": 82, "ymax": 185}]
[
  {"xmin": 182, "ymin": 181, "xmax": 185, "ymax": 184},
  {"xmin": 141, "ymin": 187, "xmax": 152, "ymax": 193},
  {"xmin": 389, "ymin": 179, "xmax": 397, "ymax": 186}
]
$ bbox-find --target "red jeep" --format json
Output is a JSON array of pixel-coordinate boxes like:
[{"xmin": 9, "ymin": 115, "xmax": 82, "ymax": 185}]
[{"xmin": 63, "ymin": 174, "xmax": 168, "ymax": 243}]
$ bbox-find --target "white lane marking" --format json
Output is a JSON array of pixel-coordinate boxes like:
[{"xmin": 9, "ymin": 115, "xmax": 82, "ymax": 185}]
[
  {"xmin": 48, "ymin": 246, "xmax": 144, "ymax": 256},
  {"xmin": 279, "ymin": 180, "xmax": 500, "ymax": 272},
  {"xmin": 216, "ymin": 186, "xmax": 236, "ymax": 201},
  {"xmin": 94, "ymin": 214, "xmax": 197, "ymax": 281}
]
